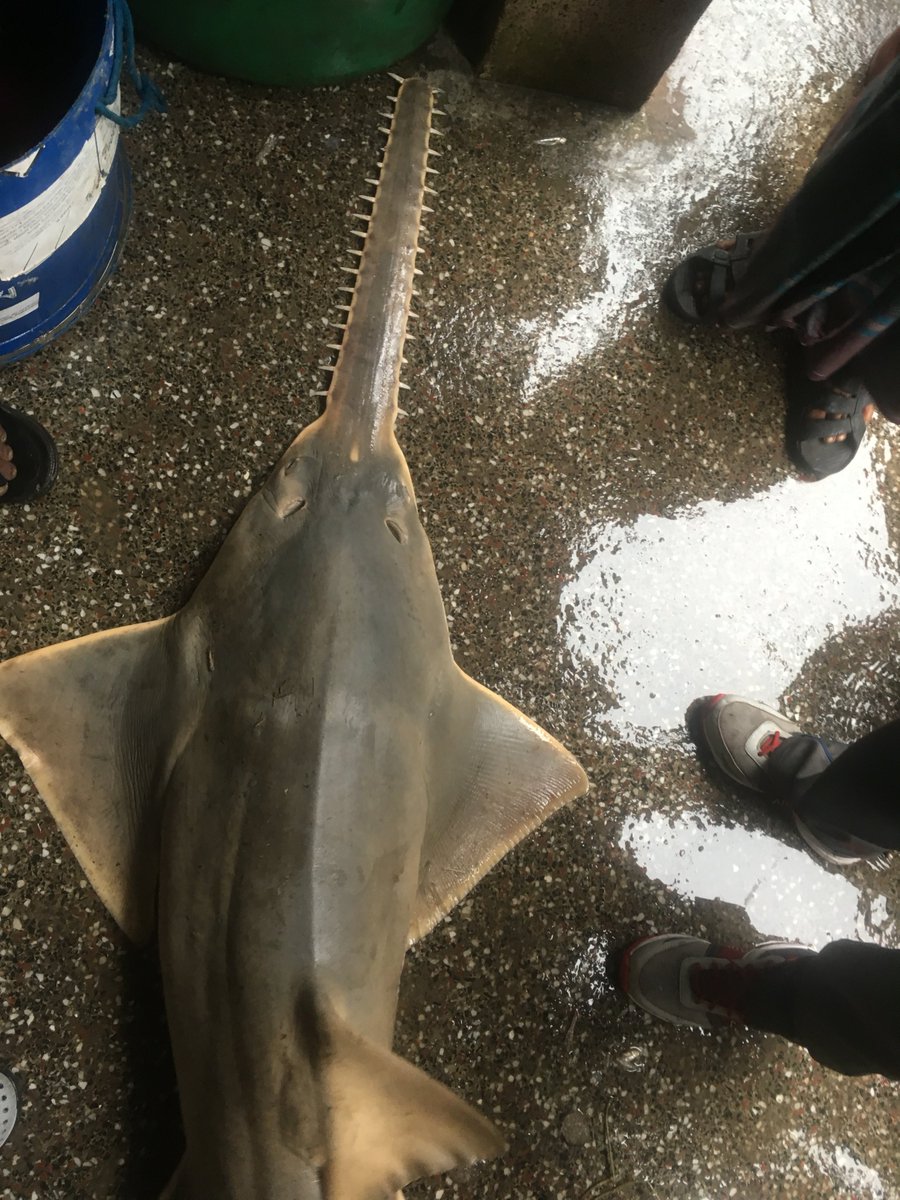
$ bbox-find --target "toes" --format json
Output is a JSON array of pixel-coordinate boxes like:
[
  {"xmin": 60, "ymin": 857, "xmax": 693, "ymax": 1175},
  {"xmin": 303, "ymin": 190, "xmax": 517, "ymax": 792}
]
[
  {"xmin": 807, "ymin": 406, "xmax": 850, "ymax": 443},
  {"xmin": 0, "ymin": 435, "xmax": 16, "ymax": 482},
  {"xmin": 807, "ymin": 398, "xmax": 874, "ymax": 444}
]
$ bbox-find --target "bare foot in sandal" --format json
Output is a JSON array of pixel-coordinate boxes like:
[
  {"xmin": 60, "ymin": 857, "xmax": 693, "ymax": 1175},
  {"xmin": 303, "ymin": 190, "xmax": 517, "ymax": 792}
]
[
  {"xmin": 663, "ymin": 232, "xmax": 764, "ymax": 325},
  {"xmin": 786, "ymin": 360, "xmax": 877, "ymax": 479},
  {"xmin": 808, "ymin": 395, "xmax": 876, "ymax": 446},
  {"xmin": 0, "ymin": 405, "xmax": 58, "ymax": 504}
]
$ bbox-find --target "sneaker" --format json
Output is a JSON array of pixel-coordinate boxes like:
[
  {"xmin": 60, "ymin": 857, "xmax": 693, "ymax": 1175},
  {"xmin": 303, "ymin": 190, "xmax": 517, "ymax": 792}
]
[
  {"xmin": 618, "ymin": 934, "xmax": 814, "ymax": 1031},
  {"xmin": 0, "ymin": 1072, "xmax": 17, "ymax": 1149},
  {"xmin": 692, "ymin": 693, "xmax": 891, "ymax": 869},
  {"xmin": 692, "ymin": 693, "xmax": 803, "ymax": 791}
]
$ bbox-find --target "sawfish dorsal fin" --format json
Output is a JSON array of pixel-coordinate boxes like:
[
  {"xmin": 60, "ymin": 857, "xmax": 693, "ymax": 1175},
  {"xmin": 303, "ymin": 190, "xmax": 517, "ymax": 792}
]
[
  {"xmin": 323, "ymin": 1007, "xmax": 505, "ymax": 1200},
  {"xmin": 0, "ymin": 617, "xmax": 189, "ymax": 943},
  {"xmin": 412, "ymin": 670, "xmax": 589, "ymax": 942}
]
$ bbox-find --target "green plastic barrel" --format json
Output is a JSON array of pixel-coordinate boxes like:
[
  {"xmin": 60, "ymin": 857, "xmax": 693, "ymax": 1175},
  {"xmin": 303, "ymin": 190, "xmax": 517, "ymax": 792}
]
[{"xmin": 130, "ymin": 0, "xmax": 453, "ymax": 86}]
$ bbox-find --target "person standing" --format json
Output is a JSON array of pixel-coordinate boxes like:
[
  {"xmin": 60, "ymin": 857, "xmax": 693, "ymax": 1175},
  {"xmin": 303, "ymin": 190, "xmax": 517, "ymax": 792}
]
[{"xmin": 618, "ymin": 693, "xmax": 900, "ymax": 1079}]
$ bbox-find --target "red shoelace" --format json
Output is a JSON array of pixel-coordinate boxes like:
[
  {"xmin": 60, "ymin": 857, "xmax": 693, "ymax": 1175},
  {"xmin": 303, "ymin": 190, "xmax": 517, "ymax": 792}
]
[
  {"xmin": 688, "ymin": 955, "xmax": 764, "ymax": 1019},
  {"xmin": 758, "ymin": 730, "xmax": 783, "ymax": 756}
]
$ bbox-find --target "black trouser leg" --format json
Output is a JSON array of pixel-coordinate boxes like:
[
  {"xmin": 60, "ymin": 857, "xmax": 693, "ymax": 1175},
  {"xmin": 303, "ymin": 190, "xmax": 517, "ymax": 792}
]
[
  {"xmin": 742, "ymin": 940, "xmax": 900, "ymax": 1078},
  {"xmin": 777, "ymin": 719, "xmax": 900, "ymax": 849},
  {"xmin": 856, "ymin": 318, "xmax": 900, "ymax": 420},
  {"xmin": 720, "ymin": 60, "xmax": 900, "ymax": 330}
]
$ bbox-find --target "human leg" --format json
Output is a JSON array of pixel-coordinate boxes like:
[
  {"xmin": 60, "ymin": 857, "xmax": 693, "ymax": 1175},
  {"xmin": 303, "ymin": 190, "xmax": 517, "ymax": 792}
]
[
  {"xmin": 742, "ymin": 939, "xmax": 900, "ymax": 1076},
  {"xmin": 618, "ymin": 692, "xmax": 900, "ymax": 1077},
  {"xmin": 790, "ymin": 718, "xmax": 900, "ymax": 850},
  {"xmin": 619, "ymin": 936, "xmax": 900, "ymax": 1078},
  {"xmin": 692, "ymin": 694, "xmax": 896, "ymax": 864},
  {"xmin": 662, "ymin": 44, "xmax": 900, "ymax": 477}
]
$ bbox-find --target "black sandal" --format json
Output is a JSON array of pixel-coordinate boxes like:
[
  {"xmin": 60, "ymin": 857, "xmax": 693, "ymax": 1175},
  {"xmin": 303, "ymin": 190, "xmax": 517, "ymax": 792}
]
[
  {"xmin": 663, "ymin": 231, "xmax": 763, "ymax": 325},
  {"xmin": 0, "ymin": 402, "xmax": 59, "ymax": 504},
  {"xmin": 784, "ymin": 358, "xmax": 872, "ymax": 480}
]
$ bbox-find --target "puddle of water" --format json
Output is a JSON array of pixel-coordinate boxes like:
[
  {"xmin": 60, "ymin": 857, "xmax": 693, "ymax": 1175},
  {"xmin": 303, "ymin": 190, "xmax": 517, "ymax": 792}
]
[
  {"xmin": 559, "ymin": 440, "xmax": 900, "ymax": 742},
  {"xmin": 541, "ymin": 929, "xmax": 619, "ymax": 1035},
  {"xmin": 516, "ymin": 0, "xmax": 883, "ymax": 393},
  {"xmin": 620, "ymin": 809, "xmax": 897, "ymax": 950},
  {"xmin": 789, "ymin": 1131, "xmax": 891, "ymax": 1199}
]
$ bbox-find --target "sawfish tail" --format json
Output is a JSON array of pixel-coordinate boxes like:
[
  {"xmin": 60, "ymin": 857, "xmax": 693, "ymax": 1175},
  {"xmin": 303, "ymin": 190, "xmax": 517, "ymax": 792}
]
[
  {"xmin": 160, "ymin": 1000, "xmax": 504, "ymax": 1199},
  {"xmin": 315, "ymin": 75, "xmax": 438, "ymax": 457},
  {"xmin": 320, "ymin": 1004, "xmax": 505, "ymax": 1198}
]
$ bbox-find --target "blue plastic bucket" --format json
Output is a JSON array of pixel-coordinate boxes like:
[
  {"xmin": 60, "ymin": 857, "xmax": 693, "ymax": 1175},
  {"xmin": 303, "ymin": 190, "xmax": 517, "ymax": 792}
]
[{"xmin": 0, "ymin": 1, "xmax": 162, "ymax": 365}]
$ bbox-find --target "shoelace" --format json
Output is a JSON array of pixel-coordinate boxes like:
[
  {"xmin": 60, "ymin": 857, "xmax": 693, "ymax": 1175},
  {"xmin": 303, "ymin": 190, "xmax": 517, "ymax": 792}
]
[
  {"xmin": 757, "ymin": 730, "xmax": 783, "ymax": 756},
  {"xmin": 688, "ymin": 959, "xmax": 766, "ymax": 1018}
]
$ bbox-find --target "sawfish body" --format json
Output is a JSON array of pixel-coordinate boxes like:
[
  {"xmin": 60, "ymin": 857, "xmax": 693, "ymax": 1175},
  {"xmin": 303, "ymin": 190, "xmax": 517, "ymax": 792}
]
[{"xmin": 0, "ymin": 79, "xmax": 588, "ymax": 1199}]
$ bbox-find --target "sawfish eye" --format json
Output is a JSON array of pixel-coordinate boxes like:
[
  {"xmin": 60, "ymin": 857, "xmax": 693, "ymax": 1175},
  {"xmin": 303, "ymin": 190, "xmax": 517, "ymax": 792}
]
[
  {"xmin": 267, "ymin": 454, "xmax": 320, "ymax": 519},
  {"xmin": 385, "ymin": 519, "xmax": 405, "ymax": 544},
  {"xmin": 280, "ymin": 496, "xmax": 307, "ymax": 517}
]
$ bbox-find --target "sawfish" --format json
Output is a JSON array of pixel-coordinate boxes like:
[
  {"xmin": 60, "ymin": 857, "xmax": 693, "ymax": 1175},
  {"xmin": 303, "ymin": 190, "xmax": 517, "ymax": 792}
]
[{"xmin": 0, "ymin": 78, "xmax": 588, "ymax": 1198}]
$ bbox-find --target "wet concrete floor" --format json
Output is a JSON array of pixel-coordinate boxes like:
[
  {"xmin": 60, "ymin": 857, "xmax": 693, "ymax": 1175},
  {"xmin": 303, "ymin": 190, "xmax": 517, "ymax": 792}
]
[{"xmin": 2, "ymin": 0, "xmax": 899, "ymax": 1196}]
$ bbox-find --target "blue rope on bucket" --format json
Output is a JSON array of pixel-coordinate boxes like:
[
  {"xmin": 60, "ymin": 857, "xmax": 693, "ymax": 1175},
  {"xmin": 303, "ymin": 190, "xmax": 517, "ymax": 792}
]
[{"xmin": 96, "ymin": 0, "xmax": 167, "ymax": 129}]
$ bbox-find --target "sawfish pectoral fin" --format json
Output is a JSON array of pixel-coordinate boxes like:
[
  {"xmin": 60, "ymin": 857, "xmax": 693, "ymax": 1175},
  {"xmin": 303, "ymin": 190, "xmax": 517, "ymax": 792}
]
[
  {"xmin": 412, "ymin": 670, "xmax": 589, "ymax": 942},
  {"xmin": 323, "ymin": 1008, "xmax": 505, "ymax": 1200},
  {"xmin": 0, "ymin": 617, "xmax": 184, "ymax": 943}
]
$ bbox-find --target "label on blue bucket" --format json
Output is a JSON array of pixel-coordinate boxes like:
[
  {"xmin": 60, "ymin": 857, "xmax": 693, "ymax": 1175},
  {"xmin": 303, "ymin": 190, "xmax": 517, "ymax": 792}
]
[
  {"xmin": 0, "ymin": 293, "xmax": 40, "ymax": 326},
  {"xmin": 0, "ymin": 99, "xmax": 120, "ymax": 280}
]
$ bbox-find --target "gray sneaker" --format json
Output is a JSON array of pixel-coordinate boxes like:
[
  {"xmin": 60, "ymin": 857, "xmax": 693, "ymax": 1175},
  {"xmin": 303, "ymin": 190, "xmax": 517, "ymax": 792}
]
[
  {"xmin": 693, "ymin": 693, "xmax": 891, "ymax": 869},
  {"xmin": 694, "ymin": 693, "xmax": 803, "ymax": 791},
  {"xmin": 0, "ymin": 1072, "xmax": 17, "ymax": 1149},
  {"xmin": 618, "ymin": 934, "xmax": 814, "ymax": 1031}
]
